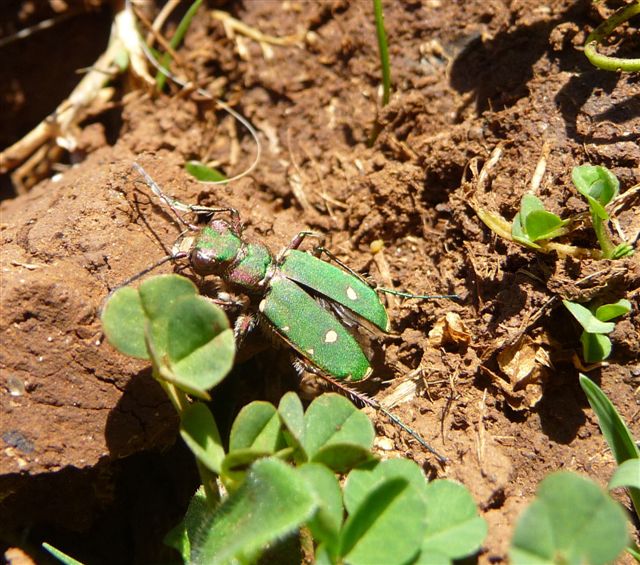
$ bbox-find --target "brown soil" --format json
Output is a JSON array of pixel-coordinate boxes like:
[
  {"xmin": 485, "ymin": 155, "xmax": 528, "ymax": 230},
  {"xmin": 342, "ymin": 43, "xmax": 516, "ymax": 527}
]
[{"xmin": 1, "ymin": 0, "xmax": 639, "ymax": 563}]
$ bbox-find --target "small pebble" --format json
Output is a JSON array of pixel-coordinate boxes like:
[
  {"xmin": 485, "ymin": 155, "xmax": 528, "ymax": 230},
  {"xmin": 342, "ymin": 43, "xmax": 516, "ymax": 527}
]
[{"xmin": 376, "ymin": 437, "xmax": 395, "ymax": 451}]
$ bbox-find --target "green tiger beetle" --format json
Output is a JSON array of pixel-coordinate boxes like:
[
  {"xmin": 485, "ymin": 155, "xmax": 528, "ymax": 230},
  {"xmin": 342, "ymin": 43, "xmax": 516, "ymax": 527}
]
[{"xmin": 126, "ymin": 163, "xmax": 456, "ymax": 463}]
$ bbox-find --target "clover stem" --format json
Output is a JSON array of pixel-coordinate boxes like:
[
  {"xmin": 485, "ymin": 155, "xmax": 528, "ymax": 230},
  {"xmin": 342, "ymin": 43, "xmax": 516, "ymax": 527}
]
[
  {"xmin": 159, "ymin": 379, "xmax": 222, "ymax": 506},
  {"xmin": 197, "ymin": 461, "xmax": 221, "ymax": 506},
  {"xmin": 591, "ymin": 213, "xmax": 615, "ymax": 259},
  {"xmin": 159, "ymin": 379, "xmax": 191, "ymax": 414}
]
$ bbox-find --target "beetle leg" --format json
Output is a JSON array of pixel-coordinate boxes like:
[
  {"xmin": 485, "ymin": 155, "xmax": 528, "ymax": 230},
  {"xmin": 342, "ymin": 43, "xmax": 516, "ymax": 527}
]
[
  {"xmin": 234, "ymin": 312, "xmax": 259, "ymax": 342},
  {"xmin": 294, "ymin": 358, "xmax": 448, "ymax": 464},
  {"xmin": 132, "ymin": 163, "xmax": 242, "ymax": 231},
  {"xmin": 283, "ymin": 230, "xmax": 324, "ymax": 254},
  {"xmin": 323, "ymin": 372, "xmax": 448, "ymax": 464},
  {"xmin": 315, "ymin": 245, "xmax": 458, "ymax": 301},
  {"xmin": 132, "ymin": 163, "xmax": 200, "ymax": 231},
  {"xmin": 190, "ymin": 205, "xmax": 242, "ymax": 232}
]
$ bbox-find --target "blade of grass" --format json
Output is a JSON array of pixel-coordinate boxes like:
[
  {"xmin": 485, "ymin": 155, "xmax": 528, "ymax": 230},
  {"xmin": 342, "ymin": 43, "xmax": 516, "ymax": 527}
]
[
  {"xmin": 155, "ymin": 0, "xmax": 203, "ymax": 92},
  {"xmin": 373, "ymin": 0, "xmax": 391, "ymax": 106},
  {"xmin": 579, "ymin": 374, "xmax": 640, "ymax": 518}
]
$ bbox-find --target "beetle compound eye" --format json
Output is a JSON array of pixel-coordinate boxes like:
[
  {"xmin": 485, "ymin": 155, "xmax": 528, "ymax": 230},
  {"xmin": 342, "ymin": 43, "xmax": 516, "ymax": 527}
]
[{"xmin": 190, "ymin": 224, "xmax": 243, "ymax": 275}]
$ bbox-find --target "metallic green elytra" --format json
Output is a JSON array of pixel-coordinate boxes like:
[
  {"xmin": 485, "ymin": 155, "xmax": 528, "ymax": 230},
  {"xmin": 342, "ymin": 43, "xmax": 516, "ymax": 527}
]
[
  {"xmin": 280, "ymin": 249, "xmax": 390, "ymax": 332},
  {"xmin": 260, "ymin": 275, "xmax": 372, "ymax": 381}
]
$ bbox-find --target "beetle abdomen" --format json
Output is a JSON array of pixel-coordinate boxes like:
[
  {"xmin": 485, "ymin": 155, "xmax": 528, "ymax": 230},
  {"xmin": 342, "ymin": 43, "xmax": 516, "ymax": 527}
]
[{"xmin": 259, "ymin": 275, "xmax": 372, "ymax": 381}]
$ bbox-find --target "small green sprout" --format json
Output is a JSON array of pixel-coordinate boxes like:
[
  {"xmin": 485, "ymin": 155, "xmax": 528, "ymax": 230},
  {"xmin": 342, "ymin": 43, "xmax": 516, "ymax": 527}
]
[
  {"xmin": 373, "ymin": 0, "xmax": 391, "ymax": 107},
  {"xmin": 584, "ymin": 1, "xmax": 640, "ymax": 73},
  {"xmin": 369, "ymin": 0, "xmax": 391, "ymax": 145},
  {"xmin": 42, "ymin": 543, "xmax": 83, "ymax": 565},
  {"xmin": 511, "ymin": 194, "xmax": 570, "ymax": 248},
  {"xmin": 563, "ymin": 298, "xmax": 632, "ymax": 363},
  {"xmin": 572, "ymin": 165, "xmax": 634, "ymax": 259}
]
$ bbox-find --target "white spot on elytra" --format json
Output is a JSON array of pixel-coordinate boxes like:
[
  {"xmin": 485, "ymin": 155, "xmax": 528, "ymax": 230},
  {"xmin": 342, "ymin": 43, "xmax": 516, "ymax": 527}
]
[
  {"xmin": 259, "ymin": 299, "xmax": 266, "ymax": 312},
  {"xmin": 282, "ymin": 326, "xmax": 290, "ymax": 332},
  {"xmin": 324, "ymin": 330, "xmax": 338, "ymax": 343},
  {"xmin": 346, "ymin": 286, "xmax": 358, "ymax": 300},
  {"xmin": 306, "ymin": 348, "xmax": 315, "ymax": 355}
]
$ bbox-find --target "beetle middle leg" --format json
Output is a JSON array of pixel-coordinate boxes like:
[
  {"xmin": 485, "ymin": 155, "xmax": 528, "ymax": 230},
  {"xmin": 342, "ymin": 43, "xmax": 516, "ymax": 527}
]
[
  {"xmin": 313, "ymin": 244, "xmax": 457, "ymax": 301},
  {"xmin": 281, "ymin": 231, "xmax": 377, "ymax": 286}
]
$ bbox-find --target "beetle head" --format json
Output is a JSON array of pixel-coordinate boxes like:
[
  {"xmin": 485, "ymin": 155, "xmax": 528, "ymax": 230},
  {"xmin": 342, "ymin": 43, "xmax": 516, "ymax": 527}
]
[{"xmin": 190, "ymin": 219, "xmax": 242, "ymax": 276}]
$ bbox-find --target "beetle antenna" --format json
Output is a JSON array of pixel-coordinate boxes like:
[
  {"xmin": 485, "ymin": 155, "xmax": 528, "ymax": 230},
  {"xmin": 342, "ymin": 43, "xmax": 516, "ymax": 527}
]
[
  {"xmin": 318, "ymin": 373, "xmax": 448, "ymax": 464},
  {"xmin": 100, "ymin": 252, "xmax": 188, "ymax": 315},
  {"xmin": 132, "ymin": 162, "xmax": 197, "ymax": 230}
]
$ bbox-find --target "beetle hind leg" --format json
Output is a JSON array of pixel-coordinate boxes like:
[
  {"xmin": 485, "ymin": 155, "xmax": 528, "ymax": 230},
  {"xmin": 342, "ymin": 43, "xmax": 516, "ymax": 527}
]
[{"xmin": 294, "ymin": 357, "xmax": 448, "ymax": 464}]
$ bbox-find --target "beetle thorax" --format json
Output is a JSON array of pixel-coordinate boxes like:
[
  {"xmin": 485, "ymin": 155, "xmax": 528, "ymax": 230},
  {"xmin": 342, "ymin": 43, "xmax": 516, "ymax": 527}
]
[{"xmin": 226, "ymin": 242, "xmax": 274, "ymax": 291}]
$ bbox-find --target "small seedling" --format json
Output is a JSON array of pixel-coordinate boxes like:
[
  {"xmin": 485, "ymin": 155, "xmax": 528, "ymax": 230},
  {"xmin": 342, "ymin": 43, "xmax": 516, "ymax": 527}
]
[
  {"xmin": 572, "ymin": 165, "xmax": 634, "ymax": 259},
  {"xmin": 119, "ymin": 163, "xmax": 456, "ymax": 461},
  {"xmin": 563, "ymin": 299, "xmax": 632, "ymax": 363},
  {"xmin": 511, "ymin": 193, "xmax": 570, "ymax": 248},
  {"xmin": 584, "ymin": 1, "xmax": 640, "ymax": 73},
  {"xmin": 369, "ymin": 0, "xmax": 391, "ymax": 145},
  {"xmin": 373, "ymin": 0, "xmax": 391, "ymax": 107}
]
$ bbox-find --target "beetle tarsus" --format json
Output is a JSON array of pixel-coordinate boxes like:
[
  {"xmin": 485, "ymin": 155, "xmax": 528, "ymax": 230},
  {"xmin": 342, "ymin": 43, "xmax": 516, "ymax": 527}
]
[{"xmin": 317, "ymin": 372, "xmax": 448, "ymax": 464}]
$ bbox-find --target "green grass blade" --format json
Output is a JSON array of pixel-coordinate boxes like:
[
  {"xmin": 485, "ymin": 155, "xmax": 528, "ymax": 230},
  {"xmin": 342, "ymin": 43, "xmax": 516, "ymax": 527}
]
[
  {"xmin": 609, "ymin": 459, "xmax": 640, "ymax": 492},
  {"xmin": 579, "ymin": 374, "xmax": 640, "ymax": 517},
  {"xmin": 42, "ymin": 543, "xmax": 85, "ymax": 565},
  {"xmin": 627, "ymin": 543, "xmax": 640, "ymax": 562},
  {"xmin": 155, "ymin": 0, "xmax": 204, "ymax": 92},
  {"xmin": 373, "ymin": 0, "xmax": 391, "ymax": 106}
]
